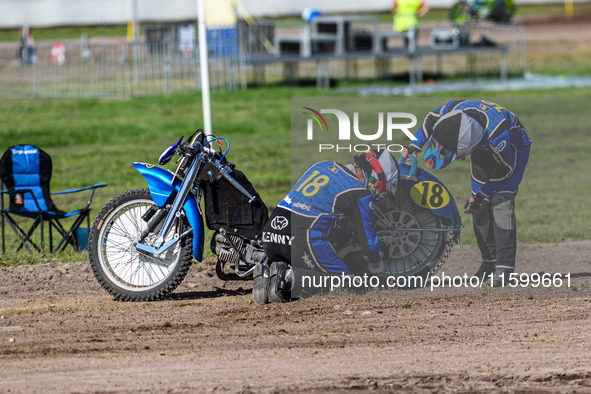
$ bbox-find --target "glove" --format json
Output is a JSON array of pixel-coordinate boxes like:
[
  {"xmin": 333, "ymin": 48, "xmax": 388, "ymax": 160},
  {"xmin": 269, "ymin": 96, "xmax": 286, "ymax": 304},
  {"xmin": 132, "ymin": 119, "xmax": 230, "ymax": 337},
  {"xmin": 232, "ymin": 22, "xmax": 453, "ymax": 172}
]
[
  {"xmin": 371, "ymin": 180, "xmax": 388, "ymax": 198},
  {"xmin": 406, "ymin": 145, "xmax": 420, "ymax": 155},
  {"xmin": 353, "ymin": 153, "xmax": 373, "ymax": 175},
  {"xmin": 464, "ymin": 193, "xmax": 485, "ymax": 212}
]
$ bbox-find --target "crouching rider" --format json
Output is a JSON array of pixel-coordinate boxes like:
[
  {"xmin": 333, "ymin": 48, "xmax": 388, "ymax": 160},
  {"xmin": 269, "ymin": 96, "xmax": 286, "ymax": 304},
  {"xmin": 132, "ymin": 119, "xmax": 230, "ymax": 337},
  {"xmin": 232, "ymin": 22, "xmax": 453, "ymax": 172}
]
[{"xmin": 253, "ymin": 148, "xmax": 399, "ymax": 304}]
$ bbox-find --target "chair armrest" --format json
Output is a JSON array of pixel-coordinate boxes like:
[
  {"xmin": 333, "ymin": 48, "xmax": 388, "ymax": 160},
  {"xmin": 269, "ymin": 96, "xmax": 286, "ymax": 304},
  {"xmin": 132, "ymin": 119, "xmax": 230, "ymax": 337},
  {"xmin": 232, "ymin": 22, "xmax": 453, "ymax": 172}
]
[
  {"xmin": 51, "ymin": 183, "xmax": 107, "ymax": 195},
  {"xmin": 51, "ymin": 183, "xmax": 107, "ymax": 210}
]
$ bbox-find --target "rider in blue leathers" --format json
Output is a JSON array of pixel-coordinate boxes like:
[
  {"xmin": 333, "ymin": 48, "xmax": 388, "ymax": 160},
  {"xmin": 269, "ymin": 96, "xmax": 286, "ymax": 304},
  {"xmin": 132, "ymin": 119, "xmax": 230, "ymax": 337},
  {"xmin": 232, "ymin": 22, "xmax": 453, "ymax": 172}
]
[
  {"xmin": 402, "ymin": 99, "xmax": 532, "ymax": 286},
  {"xmin": 278, "ymin": 159, "xmax": 383, "ymax": 274},
  {"xmin": 254, "ymin": 149, "xmax": 399, "ymax": 304}
]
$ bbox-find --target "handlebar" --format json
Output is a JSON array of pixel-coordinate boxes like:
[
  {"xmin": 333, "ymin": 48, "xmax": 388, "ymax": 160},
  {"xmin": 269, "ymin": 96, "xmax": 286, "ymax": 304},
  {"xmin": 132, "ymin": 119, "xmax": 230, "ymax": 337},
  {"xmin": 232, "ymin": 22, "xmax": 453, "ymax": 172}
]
[
  {"xmin": 175, "ymin": 135, "xmax": 232, "ymax": 177},
  {"xmin": 398, "ymin": 154, "xmax": 418, "ymax": 177},
  {"xmin": 203, "ymin": 137, "xmax": 230, "ymax": 163}
]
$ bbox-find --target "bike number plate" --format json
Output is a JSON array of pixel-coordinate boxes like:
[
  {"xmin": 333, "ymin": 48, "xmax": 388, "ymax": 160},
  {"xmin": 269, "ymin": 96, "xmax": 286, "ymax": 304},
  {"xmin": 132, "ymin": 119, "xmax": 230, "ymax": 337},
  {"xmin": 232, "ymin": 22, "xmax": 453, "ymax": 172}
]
[{"xmin": 410, "ymin": 181, "xmax": 450, "ymax": 210}]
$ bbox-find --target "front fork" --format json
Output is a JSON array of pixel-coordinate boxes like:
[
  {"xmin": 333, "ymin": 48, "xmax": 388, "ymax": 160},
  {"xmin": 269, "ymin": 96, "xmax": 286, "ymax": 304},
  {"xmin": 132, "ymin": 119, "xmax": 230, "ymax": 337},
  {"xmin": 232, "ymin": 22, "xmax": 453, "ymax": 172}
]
[
  {"xmin": 135, "ymin": 158, "xmax": 201, "ymax": 257},
  {"xmin": 134, "ymin": 155, "xmax": 259, "ymax": 259}
]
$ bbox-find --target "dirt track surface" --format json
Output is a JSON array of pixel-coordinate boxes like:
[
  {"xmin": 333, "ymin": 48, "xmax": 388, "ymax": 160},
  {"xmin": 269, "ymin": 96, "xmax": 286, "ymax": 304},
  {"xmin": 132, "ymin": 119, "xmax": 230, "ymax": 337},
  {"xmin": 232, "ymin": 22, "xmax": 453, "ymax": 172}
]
[
  {"xmin": 2, "ymin": 240, "xmax": 591, "ymax": 393},
  {"xmin": 519, "ymin": 13, "xmax": 591, "ymax": 68},
  {"xmin": 519, "ymin": 13, "xmax": 591, "ymax": 41}
]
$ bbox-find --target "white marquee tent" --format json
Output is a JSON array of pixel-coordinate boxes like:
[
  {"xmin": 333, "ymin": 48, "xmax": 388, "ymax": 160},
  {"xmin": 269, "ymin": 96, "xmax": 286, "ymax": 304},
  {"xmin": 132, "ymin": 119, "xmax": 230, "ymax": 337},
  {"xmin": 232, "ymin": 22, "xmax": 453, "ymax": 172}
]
[{"xmin": 0, "ymin": 0, "xmax": 577, "ymax": 28}]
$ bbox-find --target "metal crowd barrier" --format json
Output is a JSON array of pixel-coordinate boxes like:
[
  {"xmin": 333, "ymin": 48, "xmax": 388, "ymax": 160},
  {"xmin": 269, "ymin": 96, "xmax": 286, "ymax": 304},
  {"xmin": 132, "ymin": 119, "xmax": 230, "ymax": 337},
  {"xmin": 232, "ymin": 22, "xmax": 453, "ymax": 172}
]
[{"xmin": 0, "ymin": 21, "xmax": 526, "ymax": 98}]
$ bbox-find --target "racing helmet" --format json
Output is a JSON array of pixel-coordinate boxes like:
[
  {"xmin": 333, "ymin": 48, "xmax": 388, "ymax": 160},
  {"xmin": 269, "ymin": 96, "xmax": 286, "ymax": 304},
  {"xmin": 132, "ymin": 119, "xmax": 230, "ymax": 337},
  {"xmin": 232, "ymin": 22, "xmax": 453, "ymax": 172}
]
[
  {"xmin": 354, "ymin": 148, "xmax": 399, "ymax": 197},
  {"xmin": 424, "ymin": 136, "xmax": 456, "ymax": 170},
  {"xmin": 424, "ymin": 109, "xmax": 486, "ymax": 170}
]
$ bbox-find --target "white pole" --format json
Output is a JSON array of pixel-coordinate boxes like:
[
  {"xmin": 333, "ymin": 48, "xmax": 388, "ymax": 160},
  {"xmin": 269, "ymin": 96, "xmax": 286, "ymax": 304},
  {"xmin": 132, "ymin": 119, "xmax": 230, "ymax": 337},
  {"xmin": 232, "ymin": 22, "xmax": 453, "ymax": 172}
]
[
  {"xmin": 197, "ymin": 0, "xmax": 213, "ymax": 138},
  {"xmin": 131, "ymin": 0, "xmax": 139, "ymax": 86},
  {"xmin": 132, "ymin": 0, "xmax": 139, "ymax": 41}
]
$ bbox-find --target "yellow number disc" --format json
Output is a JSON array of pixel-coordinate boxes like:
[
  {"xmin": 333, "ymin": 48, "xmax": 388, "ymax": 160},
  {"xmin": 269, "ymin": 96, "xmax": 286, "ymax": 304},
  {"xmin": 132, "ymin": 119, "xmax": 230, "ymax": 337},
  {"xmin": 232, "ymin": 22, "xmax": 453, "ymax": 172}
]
[{"xmin": 410, "ymin": 181, "xmax": 450, "ymax": 209}]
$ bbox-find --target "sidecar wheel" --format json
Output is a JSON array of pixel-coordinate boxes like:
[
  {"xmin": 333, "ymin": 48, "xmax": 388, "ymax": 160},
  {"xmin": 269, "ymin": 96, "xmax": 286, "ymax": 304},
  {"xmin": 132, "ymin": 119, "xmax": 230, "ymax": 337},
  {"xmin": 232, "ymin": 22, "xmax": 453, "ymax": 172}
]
[{"xmin": 88, "ymin": 188, "xmax": 194, "ymax": 301}]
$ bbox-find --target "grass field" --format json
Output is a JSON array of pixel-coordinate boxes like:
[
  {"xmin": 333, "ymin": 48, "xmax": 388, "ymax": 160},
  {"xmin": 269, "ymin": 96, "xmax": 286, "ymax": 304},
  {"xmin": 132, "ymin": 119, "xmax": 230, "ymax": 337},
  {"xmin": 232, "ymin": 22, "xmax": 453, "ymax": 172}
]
[{"xmin": 0, "ymin": 86, "xmax": 590, "ymax": 265}]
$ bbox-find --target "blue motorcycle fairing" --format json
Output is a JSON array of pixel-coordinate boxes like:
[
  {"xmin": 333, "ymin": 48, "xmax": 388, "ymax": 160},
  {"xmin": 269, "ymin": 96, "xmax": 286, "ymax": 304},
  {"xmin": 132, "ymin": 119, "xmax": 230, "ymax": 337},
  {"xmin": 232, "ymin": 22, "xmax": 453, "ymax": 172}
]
[
  {"xmin": 398, "ymin": 162, "xmax": 463, "ymax": 241},
  {"xmin": 132, "ymin": 162, "xmax": 204, "ymax": 261}
]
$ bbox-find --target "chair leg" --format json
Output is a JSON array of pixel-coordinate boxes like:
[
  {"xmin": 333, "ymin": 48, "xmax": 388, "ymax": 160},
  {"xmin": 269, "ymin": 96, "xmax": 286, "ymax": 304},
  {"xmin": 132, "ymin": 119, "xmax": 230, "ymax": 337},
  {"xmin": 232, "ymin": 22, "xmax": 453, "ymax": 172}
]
[
  {"xmin": 50, "ymin": 219, "xmax": 73, "ymax": 253},
  {"xmin": 6, "ymin": 214, "xmax": 41, "ymax": 254},
  {"xmin": 51, "ymin": 213, "xmax": 87, "ymax": 254},
  {"xmin": 40, "ymin": 215, "xmax": 45, "ymax": 256},
  {"xmin": 62, "ymin": 211, "xmax": 90, "ymax": 253},
  {"xmin": 20, "ymin": 217, "xmax": 38, "ymax": 253},
  {"xmin": 1, "ymin": 212, "xmax": 5, "ymax": 255},
  {"xmin": 19, "ymin": 216, "xmax": 42, "ymax": 253},
  {"xmin": 49, "ymin": 218, "xmax": 53, "ymax": 253},
  {"xmin": 1, "ymin": 181, "xmax": 4, "ymax": 255}
]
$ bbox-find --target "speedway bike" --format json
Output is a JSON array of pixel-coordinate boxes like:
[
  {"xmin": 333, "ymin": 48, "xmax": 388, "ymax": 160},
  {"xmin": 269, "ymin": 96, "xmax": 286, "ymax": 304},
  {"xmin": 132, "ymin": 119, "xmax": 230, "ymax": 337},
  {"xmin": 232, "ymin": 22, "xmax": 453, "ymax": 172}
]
[
  {"xmin": 89, "ymin": 131, "xmax": 268, "ymax": 301},
  {"xmin": 89, "ymin": 132, "xmax": 463, "ymax": 300}
]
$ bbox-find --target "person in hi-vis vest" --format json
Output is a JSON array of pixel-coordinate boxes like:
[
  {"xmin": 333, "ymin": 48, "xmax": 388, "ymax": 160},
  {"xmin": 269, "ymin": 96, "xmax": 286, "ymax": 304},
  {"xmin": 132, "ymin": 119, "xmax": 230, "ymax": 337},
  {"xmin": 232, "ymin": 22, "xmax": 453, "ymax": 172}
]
[{"xmin": 391, "ymin": 0, "xmax": 429, "ymax": 47}]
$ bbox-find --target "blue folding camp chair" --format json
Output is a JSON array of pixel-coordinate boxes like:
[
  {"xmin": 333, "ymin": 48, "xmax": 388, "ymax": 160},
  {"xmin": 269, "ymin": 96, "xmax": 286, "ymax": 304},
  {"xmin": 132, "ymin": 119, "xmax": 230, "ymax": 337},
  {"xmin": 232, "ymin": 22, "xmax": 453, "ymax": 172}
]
[{"xmin": 0, "ymin": 145, "xmax": 106, "ymax": 254}]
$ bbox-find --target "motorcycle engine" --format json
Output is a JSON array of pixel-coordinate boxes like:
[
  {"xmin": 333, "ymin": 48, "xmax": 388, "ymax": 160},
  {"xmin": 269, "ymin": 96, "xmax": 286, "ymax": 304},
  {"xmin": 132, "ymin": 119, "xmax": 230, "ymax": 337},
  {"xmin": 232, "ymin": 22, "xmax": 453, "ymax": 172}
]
[{"xmin": 212, "ymin": 232, "xmax": 265, "ymax": 266}]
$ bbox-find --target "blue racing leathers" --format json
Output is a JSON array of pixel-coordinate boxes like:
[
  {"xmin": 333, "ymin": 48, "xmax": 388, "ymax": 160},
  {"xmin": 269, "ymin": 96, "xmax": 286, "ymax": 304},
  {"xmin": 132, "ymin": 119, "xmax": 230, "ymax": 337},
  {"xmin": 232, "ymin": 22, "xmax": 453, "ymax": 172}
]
[
  {"xmin": 410, "ymin": 100, "xmax": 532, "ymax": 277},
  {"xmin": 410, "ymin": 99, "xmax": 532, "ymax": 208},
  {"xmin": 268, "ymin": 160, "xmax": 382, "ymax": 275}
]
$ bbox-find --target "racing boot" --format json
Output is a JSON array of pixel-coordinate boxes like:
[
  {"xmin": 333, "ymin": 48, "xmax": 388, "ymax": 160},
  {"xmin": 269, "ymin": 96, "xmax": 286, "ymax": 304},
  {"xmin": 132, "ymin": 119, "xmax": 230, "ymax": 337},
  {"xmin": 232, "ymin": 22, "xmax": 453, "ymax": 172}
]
[
  {"xmin": 489, "ymin": 266, "xmax": 516, "ymax": 287},
  {"xmin": 268, "ymin": 261, "xmax": 292, "ymax": 303},
  {"xmin": 252, "ymin": 262, "xmax": 270, "ymax": 305},
  {"xmin": 472, "ymin": 260, "xmax": 496, "ymax": 283}
]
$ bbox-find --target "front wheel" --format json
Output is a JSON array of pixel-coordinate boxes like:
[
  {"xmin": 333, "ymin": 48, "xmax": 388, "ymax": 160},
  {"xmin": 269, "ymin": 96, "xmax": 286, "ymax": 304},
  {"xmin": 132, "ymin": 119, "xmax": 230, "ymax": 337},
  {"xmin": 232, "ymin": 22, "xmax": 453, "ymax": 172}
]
[{"xmin": 88, "ymin": 188, "xmax": 193, "ymax": 301}]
